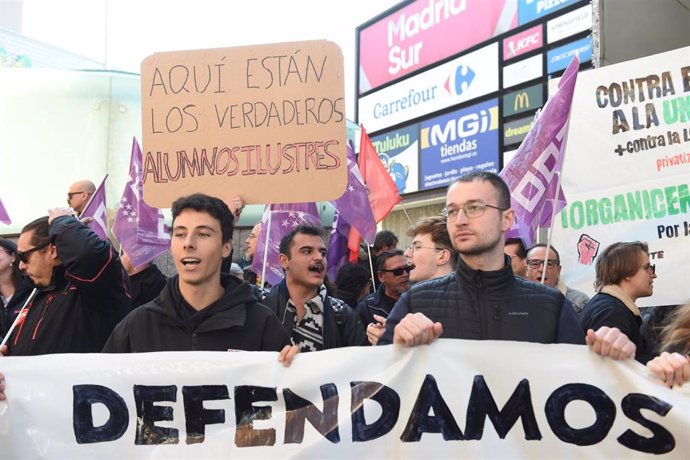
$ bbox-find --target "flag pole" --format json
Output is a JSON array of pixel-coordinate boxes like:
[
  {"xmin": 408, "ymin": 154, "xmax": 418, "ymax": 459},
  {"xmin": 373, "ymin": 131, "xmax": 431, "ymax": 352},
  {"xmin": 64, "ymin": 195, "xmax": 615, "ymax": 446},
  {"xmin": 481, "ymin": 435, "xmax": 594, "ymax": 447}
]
[
  {"xmin": 400, "ymin": 203, "xmax": 414, "ymax": 226},
  {"xmin": 260, "ymin": 209, "xmax": 272, "ymax": 288},
  {"xmin": 0, "ymin": 288, "xmax": 38, "ymax": 349},
  {"xmin": 365, "ymin": 243, "xmax": 376, "ymax": 291}
]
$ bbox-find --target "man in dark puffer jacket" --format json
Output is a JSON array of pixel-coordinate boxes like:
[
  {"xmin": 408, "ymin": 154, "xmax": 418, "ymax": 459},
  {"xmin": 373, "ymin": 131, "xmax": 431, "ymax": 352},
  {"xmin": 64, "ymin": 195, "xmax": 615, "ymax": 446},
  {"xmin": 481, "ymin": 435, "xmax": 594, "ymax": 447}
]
[
  {"xmin": 380, "ymin": 172, "xmax": 636, "ymax": 361},
  {"xmin": 103, "ymin": 194, "xmax": 297, "ymax": 364}
]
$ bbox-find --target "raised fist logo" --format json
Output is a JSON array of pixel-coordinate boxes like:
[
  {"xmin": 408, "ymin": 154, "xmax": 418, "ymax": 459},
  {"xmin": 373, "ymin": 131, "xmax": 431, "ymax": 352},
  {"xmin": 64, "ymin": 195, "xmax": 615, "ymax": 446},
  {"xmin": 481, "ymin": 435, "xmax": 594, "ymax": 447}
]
[{"xmin": 577, "ymin": 234, "xmax": 600, "ymax": 265}]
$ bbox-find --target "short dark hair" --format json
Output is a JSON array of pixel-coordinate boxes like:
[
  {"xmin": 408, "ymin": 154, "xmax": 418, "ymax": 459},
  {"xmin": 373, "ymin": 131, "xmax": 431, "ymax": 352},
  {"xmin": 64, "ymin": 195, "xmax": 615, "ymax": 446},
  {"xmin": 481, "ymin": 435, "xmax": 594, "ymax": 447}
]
[
  {"xmin": 279, "ymin": 225, "xmax": 323, "ymax": 257},
  {"xmin": 526, "ymin": 243, "xmax": 560, "ymax": 264},
  {"xmin": 595, "ymin": 241, "xmax": 648, "ymax": 291},
  {"xmin": 505, "ymin": 237, "xmax": 527, "ymax": 258},
  {"xmin": 335, "ymin": 263, "xmax": 370, "ymax": 297},
  {"xmin": 171, "ymin": 194, "xmax": 233, "ymax": 243},
  {"xmin": 451, "ymin": 171, "xmax": 511, "ymax": 209},
  {"xmin": 373, "ymin": 230, "xmax": 398, "ymax": 251},
  {"xmin": 377, "ymin": 249, "xmax": 405, "ymax": 272},
  {"xmin": 21, "ymin": 216, "xmax": 51, "ymax": 247}
]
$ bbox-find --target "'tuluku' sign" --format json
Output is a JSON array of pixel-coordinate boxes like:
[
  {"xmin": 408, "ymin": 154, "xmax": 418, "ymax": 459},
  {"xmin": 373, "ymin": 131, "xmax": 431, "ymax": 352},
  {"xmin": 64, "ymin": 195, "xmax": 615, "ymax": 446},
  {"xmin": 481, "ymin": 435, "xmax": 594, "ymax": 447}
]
[{"xmin": 141, "ymin": 40, "xmax": 347, "ymax": 207}]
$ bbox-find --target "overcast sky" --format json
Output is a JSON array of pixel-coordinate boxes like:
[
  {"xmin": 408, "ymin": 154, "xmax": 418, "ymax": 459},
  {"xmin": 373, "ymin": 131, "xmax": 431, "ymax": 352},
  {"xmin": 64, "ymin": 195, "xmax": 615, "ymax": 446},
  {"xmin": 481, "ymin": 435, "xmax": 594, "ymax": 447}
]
[{"xmin": 20, "ymin": 0, "xmax": 401, "ymax": 119}]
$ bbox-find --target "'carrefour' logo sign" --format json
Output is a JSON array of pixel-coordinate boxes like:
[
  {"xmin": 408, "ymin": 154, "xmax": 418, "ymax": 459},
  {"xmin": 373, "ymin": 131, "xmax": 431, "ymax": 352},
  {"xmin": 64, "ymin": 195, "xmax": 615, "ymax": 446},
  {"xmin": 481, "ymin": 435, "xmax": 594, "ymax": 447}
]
[{"xmin": 444, "ymin": 64, "xmax": 475, "ymax": 96}]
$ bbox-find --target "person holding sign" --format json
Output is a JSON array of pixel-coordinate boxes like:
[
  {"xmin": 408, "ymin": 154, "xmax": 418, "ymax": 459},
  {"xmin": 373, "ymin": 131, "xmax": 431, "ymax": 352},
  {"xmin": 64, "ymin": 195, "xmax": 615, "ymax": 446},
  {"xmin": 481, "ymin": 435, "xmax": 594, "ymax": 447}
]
[
  {"xmin": 379, "ymin": 172, "xmax": 635, "ymax": 360},
  {"xmin": 580, "ymin": 241, "xmax": 658, "ymax": 364},
  {"xmin": 262, "ymin": 225, "xmax": 367, "ymax": 352},
  {"xmin": 102, "ymin": 194, "xmax": 297, "ymax": 365}
]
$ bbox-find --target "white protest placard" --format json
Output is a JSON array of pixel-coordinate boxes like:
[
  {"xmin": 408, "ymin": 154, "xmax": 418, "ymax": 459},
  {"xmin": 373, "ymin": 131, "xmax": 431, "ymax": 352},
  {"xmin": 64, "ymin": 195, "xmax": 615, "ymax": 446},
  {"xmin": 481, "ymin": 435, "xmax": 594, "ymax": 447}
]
[
  {"xmin": 1, "ymin": 340, "xmax": 688, "ymax": 458},
  {"xmin": 140, "ymin": 40, "xmax": 347, "ymax": 207},
  {"xmin": 552, "ymin": 47, "xmax": 690, "ymax": 305}
]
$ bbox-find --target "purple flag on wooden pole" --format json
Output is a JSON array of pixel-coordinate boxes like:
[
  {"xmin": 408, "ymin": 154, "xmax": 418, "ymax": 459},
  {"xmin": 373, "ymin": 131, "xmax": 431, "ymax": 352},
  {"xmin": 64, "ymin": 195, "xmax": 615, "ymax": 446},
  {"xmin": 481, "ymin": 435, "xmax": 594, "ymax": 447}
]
[
  {"xmin": 326, "ymin": 211, "xmax": 351, "ymax": 282},
  {"xmin": 251, "ymin": 203, "xmax": 321, "ymax": 287},
  {"xmin": 329, "ymin": 142, "xmax": 376, "ymax": 243},
  {"xmin": 80, "ymin": 175, "xmax": 109, "ymax": 240},
  {"xmin": 0, "ymin": 197, "xmax": 10, "ymax": 225},
  {"xmin": 500, "ymin": 56, "xmax": 580, "ymax": 247},
  {"xmin": 112, "ymin": 138, "xmax": 170, "ymax": 270}
]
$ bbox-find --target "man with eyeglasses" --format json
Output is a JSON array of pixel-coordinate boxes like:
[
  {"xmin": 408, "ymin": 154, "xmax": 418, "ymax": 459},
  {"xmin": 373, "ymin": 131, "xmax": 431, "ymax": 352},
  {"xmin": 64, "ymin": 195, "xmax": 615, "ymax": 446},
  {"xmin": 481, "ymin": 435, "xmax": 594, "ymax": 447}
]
[
  {"xmin": 262, "ymin": 225, "xmax": 366, "ymax": 351},
  {"xmin": 66, "ymin": 180, "xmax": 96, "ymax": 216},
  {"xmin": 379, "ymin": 172, "xmax": 636, "ymax": 361},
  {"xmin": 525, "ymin": 243, "xmax": 589, "ymax": 314},
  {"xmin": 356, "ymin": 250, "xmax": 413, "ymax": 345},
  {"xmin": 404, "ymin": 216, "xmax": 458, "ymax": 283},
  {"xmin": 0, "ymin": 207, "xmax": 130, "ymax": 356}
]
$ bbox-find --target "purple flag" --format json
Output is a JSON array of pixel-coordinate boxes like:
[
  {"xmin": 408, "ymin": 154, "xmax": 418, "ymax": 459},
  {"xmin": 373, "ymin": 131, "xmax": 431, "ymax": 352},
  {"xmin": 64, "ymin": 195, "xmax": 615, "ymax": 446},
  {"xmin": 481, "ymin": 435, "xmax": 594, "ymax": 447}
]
[
  {"xmin": 329, "ymin": 142, "xmax": 377, "ymax": 243},
  {"xmin": 80, "ymin": 175, "xmax": 109, "ymax": 240},
  {"xmin": 251, "ymin": 203, "xmax": 321, "ymax": 287},
  {"xmin": 326, "ymin": 211, "xmax": 351, "ymax": 282},
  {"xmin": 0, "ymin": 197, "xmax": 10, "ymax": 225},
  {"xmin": 500, "ymin": 56, "xmax": 579, "ymax": 247},
  {"xmin": 112, "ymin": 138, "xmax": 170, "ymax": 270}
]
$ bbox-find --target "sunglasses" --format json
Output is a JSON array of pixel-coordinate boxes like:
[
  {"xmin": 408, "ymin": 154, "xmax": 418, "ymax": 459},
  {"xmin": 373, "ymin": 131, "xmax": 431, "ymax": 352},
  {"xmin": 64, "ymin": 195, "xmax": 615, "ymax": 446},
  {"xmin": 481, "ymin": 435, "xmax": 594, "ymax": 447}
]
[
  {"xmin": 67, "ymin": 191, "xmax": 86, "ymax": 199},
  {"xmin": 380, "ymin": 264, "xmax": 415, "ymax": 276},
  {"xmin": 16, "ymin": 241, "xmax": 51, "ymax": 264}
]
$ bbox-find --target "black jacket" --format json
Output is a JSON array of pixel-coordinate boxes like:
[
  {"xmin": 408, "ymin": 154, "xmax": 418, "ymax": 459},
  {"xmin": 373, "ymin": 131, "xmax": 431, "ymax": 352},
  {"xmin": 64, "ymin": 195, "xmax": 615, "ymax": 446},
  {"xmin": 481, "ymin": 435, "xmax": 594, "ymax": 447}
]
[
  {"xmin": 580, "ymin": 292, "xmax": 653, "ymax": 364},
  {"xmin": 103, "ymin": 274, "xmax": 289, "ymax": 352},
  {"xmin": 262, "ymin": 279, "xmax": 367, "ymax": 349},
  {"xmin": 380, "ymin": 255, "xmax": 584, "ymax": 345},
  {"xmin": 0, "ymin": 275, "xmax": 33, "ymax": 339},
  {"xmin": 355, "ymin": 284, "xmax": 398, "ymax": 326},
  {"xmin": 7, "ymin": 216, "xmax": 131, "ymax": 355},
  {"xmin": 129, "ymin": 264, "xmax": 167, "ymax": 309}
]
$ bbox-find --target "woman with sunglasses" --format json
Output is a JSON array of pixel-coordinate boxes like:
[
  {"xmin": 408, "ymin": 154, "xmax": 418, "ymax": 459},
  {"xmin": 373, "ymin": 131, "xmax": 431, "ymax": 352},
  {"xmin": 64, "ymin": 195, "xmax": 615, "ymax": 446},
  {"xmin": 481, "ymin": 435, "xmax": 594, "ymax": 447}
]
[
  {"xmin": 580, "ymin": 241, "xmax": 658, "ymax": 364},
  {"xmin": 0, "ymin": 239, "xmax": 33, "ymax": 341}
]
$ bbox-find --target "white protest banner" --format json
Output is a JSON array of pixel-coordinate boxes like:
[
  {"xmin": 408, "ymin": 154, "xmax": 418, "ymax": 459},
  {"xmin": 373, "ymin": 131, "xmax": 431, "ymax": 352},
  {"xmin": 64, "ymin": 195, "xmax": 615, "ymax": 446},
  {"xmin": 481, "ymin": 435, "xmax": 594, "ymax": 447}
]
[
  {"xmin": 552, "ymin": 47, "xmax": 690, "ymax": 305},
  {"xmin": 1, "ymin": 340, "xmax": 688, "ymax": 458},
  {"xmin": 140, "ymin": 40, "xmax": 347, "ymax": 207}
]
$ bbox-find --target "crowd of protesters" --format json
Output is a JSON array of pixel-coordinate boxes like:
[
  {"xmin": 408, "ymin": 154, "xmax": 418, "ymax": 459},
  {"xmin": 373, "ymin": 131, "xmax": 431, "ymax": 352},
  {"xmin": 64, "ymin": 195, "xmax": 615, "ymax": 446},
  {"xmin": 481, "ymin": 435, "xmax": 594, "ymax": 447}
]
[{"xmin": 1, "ymin": 171, "xmax": 689, "ymax": 404}]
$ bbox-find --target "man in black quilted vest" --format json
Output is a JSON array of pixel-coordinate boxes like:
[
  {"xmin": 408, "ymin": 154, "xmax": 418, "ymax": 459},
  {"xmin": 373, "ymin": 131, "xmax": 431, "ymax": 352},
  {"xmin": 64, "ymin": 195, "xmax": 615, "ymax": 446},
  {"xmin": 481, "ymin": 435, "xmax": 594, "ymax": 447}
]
[{"xmin": 379, "ymin": 172, "xmax": 635, "ymax": 360}]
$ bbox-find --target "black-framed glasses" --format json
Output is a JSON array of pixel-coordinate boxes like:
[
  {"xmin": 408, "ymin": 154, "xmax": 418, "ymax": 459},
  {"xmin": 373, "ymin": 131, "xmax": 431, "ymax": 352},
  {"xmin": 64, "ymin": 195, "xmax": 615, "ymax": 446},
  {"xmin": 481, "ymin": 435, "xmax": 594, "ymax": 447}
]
[
  {"xmin": 443, "ymin": 201, "xmax": 508, "ymax": 220},
  {"xmin": 67, "ymin": 191, "xmax": 86, "ymax": 199},
  {"xmin": 380, "ymin": 264, "xmax": 415, "ymax": 276},
  {"xmin": 642, "ymin": 263, "xmax": 656, "ymax": 275},
  {"xmin": 406, "ymin": 243, "xmax": 443, "ymax": 254},
  {"xmin": 527, "ymin": 259, "xmax": 559, "ymax": 269},
  {"xmin": 16, "ymin": 241, "xmax": 51, "ymax": 264}
]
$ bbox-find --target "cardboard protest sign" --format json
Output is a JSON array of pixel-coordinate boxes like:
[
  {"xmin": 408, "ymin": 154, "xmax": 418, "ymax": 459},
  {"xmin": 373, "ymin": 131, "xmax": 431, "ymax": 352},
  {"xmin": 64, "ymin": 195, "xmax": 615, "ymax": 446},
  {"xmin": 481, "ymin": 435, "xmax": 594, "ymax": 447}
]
[
  {"xmin": 1, "ymin": 340, "xmax": 688, "ymax": 458},
  {"xmin": 141, "ymin": 40, "xmax": 347, "ymax": 207},
  {"xmin": 552, "ymin": 47, "xmax": 690, "ymax": 306}
]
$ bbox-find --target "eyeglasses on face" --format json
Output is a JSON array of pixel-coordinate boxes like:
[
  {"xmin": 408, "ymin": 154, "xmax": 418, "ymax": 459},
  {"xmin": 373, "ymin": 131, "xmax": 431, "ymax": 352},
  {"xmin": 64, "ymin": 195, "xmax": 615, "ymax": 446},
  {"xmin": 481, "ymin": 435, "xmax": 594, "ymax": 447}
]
[
  {"xmin": 443, "ymin": 201, "xmax": 508, "ymax": 220},
  {"xmin": 67, "ymin": 191, "xmax": 87, "ymax": 199},
  {"xmin": 527, "ymin": 259, "xmax": 559, "ymax": 269},
  {"xmin": 380, "ymin": 264, "xmax": 415, "ymax": 276},
  {"xmin": 16, "ymin": 241, "xmax": 51, "ymax": 264},
  {"xmin": 641, "ymin": 263, "xmax": 656, "ymax": 274},
  {"xmin": 406, "ymin": 243, "xmax": 443, "ymax": 254}
]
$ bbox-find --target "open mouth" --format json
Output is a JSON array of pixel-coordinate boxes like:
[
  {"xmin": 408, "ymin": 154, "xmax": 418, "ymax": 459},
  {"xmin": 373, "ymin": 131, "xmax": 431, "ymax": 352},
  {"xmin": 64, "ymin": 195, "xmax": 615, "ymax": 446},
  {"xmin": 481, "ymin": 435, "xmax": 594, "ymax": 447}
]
[
  {"xmin": 181, "ymin": 258, "xmax": 201, "ymax": 266},
  {"xmin": 308, "ymin": 263, "xmax": 324, "ymax": 274}
]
